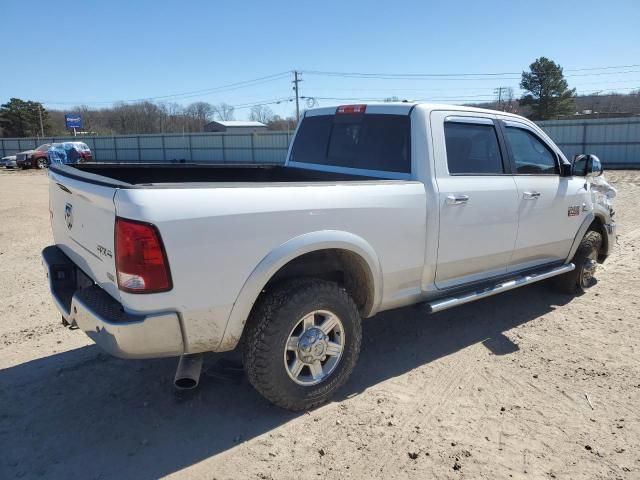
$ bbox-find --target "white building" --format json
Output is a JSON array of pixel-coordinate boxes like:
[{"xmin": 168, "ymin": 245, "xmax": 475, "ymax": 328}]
[{"xmin": 203, "ymin": 120, "xmax": 268, "ymax": 133}]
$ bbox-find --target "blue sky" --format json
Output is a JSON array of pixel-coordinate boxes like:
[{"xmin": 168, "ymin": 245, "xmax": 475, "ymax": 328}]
[{"xmin": 2, "ymin": 0, "xmax": 639, "ymax": 119}]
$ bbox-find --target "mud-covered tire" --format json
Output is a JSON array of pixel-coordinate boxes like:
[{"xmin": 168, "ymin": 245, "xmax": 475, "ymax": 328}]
[
  {"xmin": 242, "ymin": 278, "xmax": 362, "ymax": 411},
  {"xmin": 554, "ymin": 230, "xmax": 602, "ymax": 294}
]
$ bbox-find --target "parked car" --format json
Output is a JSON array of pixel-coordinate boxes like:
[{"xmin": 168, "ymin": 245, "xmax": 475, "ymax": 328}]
[
  {"xmin": 47, "ymin": 142, "xmax": 93, "ymax": 165},
  {"xmin": 42, "ymin": 102, "xmax": 616, "ymax": 411},
  {"xmin": 1, "ymin": 155, "xmax": 17, "ymax": 168},
  {"xmin": 15, "ymin": 144, "xmax": 52, "ymax": 169}
]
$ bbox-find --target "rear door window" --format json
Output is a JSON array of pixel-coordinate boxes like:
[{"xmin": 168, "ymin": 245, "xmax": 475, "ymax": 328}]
[
  {"xmin": 290, "ymin": 113, "xmax": 411, "ymax": 173},
  {"xmin": 444, "ymin": 121, "xmax": 505, "ymax": 175}
]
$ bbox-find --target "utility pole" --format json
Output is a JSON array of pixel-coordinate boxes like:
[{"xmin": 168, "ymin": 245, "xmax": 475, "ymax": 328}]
[
  {"xmin": 494, "ymin": 87, "xmax": 504, "ymax": 110},
  {"xmin": 493, "ymin": 86, "xmax": 514, "ymax": 111},
  {"xmin": 38, "ymin": 105, "xmax": 44, "ymax": 137},
  {"xmin": 591, "ymin": 90, "xmax": 602, "ymax": 113},
  {"xmin": 292, "ymin": 70, "xmax": 302, "ymax": 122}
]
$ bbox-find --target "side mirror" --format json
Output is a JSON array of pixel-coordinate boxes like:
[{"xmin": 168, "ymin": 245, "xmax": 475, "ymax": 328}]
[
  {"xmin": 572, "ymin": 154, "xmax": 603, "ymax": 177},
  {"xmin": 586, "ymin": 155, "xmax": 603, "ymax": 177}
]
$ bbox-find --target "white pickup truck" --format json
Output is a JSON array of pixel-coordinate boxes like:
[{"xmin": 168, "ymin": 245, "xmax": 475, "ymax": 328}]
[{"xmin": 42, "ymin": 103, "xmax": 616, "ymax": 410}]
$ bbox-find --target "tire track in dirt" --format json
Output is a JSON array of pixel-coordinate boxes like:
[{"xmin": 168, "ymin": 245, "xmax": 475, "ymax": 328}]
[{"xmin": 351, "ymin": 344, "xmax": 483, "ymax": 477}]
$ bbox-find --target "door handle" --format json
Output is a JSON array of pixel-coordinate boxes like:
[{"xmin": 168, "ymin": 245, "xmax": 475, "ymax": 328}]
[
  {"xmin": 446, "ymin": 194, "xmax": 469, "ymax": 205},
  {"xmin": 523, "ymin": 191, "xmax": 541, "ymax": 200}
]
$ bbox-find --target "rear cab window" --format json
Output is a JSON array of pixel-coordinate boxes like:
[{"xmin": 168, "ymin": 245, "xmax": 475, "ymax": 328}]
[{"xmin": 289, "ymin": 108, "xmax": 411, "ymax": 178}]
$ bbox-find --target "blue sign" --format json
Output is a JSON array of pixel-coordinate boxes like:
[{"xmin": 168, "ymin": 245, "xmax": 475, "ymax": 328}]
[{"xmin": 65, "ymin": 114, "xmax": 82, "ymax": 129}]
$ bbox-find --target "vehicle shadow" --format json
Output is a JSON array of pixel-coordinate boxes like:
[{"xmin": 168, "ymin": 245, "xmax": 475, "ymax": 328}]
[{"xmin": 0, "ymin": 282, "xmax": 572, "ymax": 479}]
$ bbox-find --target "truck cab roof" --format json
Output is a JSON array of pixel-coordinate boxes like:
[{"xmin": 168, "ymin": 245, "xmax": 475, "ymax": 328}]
[{"xmin": 303, "ymin": 102, "xmax": 526, "ymax": 120}]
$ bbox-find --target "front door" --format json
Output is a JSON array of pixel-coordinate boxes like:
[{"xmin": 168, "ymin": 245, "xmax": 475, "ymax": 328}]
[
  {"xmin": 500, "ymin": 120, "xmax": 586, "ymax": 271},
  {"xmin": 431, "ymin": 112, "xmax": 519, "ymax": 289}
]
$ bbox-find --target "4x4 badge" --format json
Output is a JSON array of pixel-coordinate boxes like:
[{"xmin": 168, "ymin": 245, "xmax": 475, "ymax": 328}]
[{"xmin": 64, "ymin": 203, "xmax": 73, "ymax": 230}]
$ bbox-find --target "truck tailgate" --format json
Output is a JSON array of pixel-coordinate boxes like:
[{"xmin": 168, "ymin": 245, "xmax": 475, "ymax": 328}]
[{"xmin": 48, "ymin": 168, "xmax": 121, "ymax": 302}]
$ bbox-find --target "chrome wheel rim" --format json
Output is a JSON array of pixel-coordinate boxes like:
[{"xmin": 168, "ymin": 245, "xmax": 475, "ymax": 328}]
[
  {"xmin": 580, "ymin": 251, "xmax": 598, "ymax": 288},
  {"xmin": 284, "ymin": 310, "xmax": 345, "ymax": 386}
]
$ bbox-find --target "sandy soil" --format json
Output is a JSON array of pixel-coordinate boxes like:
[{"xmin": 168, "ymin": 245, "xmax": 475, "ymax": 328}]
[{"xmin": 0, "ymin": 168, "xmax": 638, "ymax": 480}]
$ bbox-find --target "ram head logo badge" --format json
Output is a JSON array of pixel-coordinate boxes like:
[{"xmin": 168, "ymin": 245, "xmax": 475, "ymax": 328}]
[{"xmin": 64, "ymin": 203, "xmax": 73, "ymax": 230}]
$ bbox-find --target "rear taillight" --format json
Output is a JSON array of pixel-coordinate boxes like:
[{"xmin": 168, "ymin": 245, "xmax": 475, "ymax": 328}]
[
  {"xmin": 336, "ymin": 104, "xmax": 366, "ymax": 114},
  {"xmin": 115, "ymin": 218, "xmax": 172, "ymax": 293}
]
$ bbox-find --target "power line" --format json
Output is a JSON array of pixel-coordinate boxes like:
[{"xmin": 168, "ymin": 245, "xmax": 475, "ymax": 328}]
[
  {"xmin": 36, "ymin": 63, "xmax": 640, "ymax": 108},
  {"xmin": 305, "ymin": 78, "xmax": 640, "ymax": 94},
  {"xmin": 124, "ymin": 72, "xmax": 290, "ymax": 102},
  {"xmin": 306, "ymin": 96, "xmax": 497, "ymax": 103},
  {"xmin": 302, "ymin": 63, "xmax": 640, "ymax": 79},
  {"xmin": 304, "ymin": 86, "xmax": 640, "ymax": 106},
  {"xmin": 302, "ymin": 70, "xmax": 640, "ymax": 82},
  {"xmin": 562, "ymin": 64, "xmax": 640, "ymax": 71},
  {"xmin": 230, "ymin": 97, "xmax": 295, "ymax": 110},
  {"xmin": 41, "ymin": 72, "xmax": 291, "ymax": 106}
]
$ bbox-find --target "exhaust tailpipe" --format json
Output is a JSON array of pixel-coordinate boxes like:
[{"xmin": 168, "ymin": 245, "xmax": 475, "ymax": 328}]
[{"xmin": 174, "ymin": 354, "xmax": 203, "ymax": 390}]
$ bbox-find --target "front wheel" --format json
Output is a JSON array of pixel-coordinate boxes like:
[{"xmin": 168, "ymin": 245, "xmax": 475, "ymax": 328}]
[
  {"xmin": 36, "ymin": 158, "xmax": 48, "ymax": 169},
  {"xmin": 554, "ymin": 230, "xmax": 602, "ymax": 294},
  {"xmin": 243, "ymin": 279, "xmax": 362, "ymax": 411}
]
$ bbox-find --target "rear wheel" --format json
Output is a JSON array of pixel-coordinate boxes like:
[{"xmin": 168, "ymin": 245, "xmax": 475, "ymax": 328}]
[
  {"xmin": 554, "ymin": 230, "xmax": 602, "ymax": 294},
  {"xmin": 243, "ymin": 278, "xmax": 362, "ymax": 411}
]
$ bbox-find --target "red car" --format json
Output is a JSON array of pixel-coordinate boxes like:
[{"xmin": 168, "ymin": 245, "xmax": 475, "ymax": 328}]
[
  {"xmin": 15, "ymin": 143, "xmax": 52, "ymax": 169},
  {"xmin": 17, "ymin": 142, "xmax": 92, "ymax": 169}
]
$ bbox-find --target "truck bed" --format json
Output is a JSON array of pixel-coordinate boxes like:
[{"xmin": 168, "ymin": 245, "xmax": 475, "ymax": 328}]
[{"xmin": 54, "ymin": 163, "xmax": 375, "ymax": 186}]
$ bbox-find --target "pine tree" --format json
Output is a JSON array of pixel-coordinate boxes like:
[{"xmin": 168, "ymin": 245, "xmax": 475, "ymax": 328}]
[
  {"xmin": 0, "ymin": 98, "xmax": 49, "ymax": 137},
  {"xmin": 520, "ymin": 57, "xmax": 576, "ymax": 120}
]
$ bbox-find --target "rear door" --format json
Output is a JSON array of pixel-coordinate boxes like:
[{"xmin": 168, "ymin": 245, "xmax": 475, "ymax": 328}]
[
  {"xmin": 499, "ymin": 120, "xmax": 585, "ymax": 271},
  {"xmin": 48, "ymin": 168, "xmax": 120, "ymax": 300},
  {"xmin": 431, "ymin": 112, "xmax": 519, "ymax": 289}
]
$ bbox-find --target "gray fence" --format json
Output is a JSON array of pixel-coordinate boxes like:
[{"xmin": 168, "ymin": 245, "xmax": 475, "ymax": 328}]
[
  {"xmin": 0, "ymin": 131, "xmax": 293, "ymax": 164},
  {"xmin": 537, "ymin": 117, "xmax": 640, "ymax": 168},
  {"xmin": 2, "ymin": 117, "xmax": 639, "ymax": 168}
]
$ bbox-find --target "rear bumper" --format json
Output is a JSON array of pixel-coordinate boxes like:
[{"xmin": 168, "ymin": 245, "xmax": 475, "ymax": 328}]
[{"xmin": 42, "ymin": 245, "xmax": 184, "ymax": 359}]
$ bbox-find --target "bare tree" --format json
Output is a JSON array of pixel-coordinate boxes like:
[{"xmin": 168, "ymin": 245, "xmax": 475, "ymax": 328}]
[
  {"xmin": 266, "ymin": 115, "xmax": 297, "ymax": 131},
  {"xmin": 249, "ymin": 105, "xmax": 274, "ymax": 124},
  {"xmin": 158, "ymin": 102, "xmax": 186, "ymax": 133},
  {"xmin": 212, "ymin": 103, "xmax": 235, "ymax": 121},
  {"xmin": 45, "ymin": 87, "xmax": 640, "ymax": 136},
  {"xmin": 185, "ymin": 101, "xmax": 214, "ymax": 126},
  {"xmin": 105, "ymin": 101, "xmax": 165, "ymax": 134},
  {"xmin": 502, "ymin": 88, "xmax": 516, "ymax": 112}
]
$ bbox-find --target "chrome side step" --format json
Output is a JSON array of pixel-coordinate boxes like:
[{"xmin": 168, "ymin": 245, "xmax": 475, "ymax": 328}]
[{"xmin": 426, "ymin": 263, "xmax": 575, "ymax": 314}]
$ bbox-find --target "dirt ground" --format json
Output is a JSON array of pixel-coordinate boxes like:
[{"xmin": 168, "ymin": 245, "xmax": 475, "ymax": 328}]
[{"xmin": 0, "ymin": 168, "xmax": 638, "ymax": 480}]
